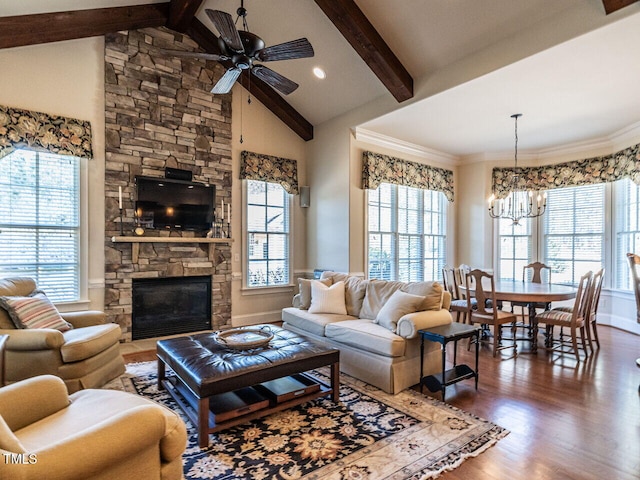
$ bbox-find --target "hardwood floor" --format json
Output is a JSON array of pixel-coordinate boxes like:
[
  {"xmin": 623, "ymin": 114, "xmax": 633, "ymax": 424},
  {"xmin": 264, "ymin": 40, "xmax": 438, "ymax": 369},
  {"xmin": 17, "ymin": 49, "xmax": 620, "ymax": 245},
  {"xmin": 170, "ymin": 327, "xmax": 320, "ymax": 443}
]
[
  {"xmin": 432, "ymin": 325, "xmax": 640, "ymax": 480},
  {"xmin": 122, "ymin": 325, "xmax": 640, "ymax": 479}
]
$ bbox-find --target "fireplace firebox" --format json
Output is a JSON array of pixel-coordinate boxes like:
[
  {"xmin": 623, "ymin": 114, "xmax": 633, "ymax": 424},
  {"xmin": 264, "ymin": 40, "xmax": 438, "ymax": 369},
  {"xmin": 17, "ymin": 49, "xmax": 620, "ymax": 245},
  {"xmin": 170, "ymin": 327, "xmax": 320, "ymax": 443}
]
[{"xmin": 132, "ymin": 276, "xmax": 211, "ymax": 340}]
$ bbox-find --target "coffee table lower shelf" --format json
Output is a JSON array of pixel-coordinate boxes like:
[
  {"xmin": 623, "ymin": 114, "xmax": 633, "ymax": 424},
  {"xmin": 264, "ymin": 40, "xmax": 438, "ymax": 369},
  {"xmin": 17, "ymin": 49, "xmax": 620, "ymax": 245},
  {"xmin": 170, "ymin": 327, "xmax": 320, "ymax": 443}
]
[{"xmin": 161, "ymin": 374, "xmax": 334, "ymax": 442}]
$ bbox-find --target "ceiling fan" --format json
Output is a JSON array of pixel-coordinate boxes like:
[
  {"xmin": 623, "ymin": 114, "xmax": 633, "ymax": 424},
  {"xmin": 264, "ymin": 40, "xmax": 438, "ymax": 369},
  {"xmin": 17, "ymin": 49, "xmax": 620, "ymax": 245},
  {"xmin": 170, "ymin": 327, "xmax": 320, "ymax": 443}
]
[{"xmin": 161, "ymin": 2, "xmax": 314, "ymax": 95}]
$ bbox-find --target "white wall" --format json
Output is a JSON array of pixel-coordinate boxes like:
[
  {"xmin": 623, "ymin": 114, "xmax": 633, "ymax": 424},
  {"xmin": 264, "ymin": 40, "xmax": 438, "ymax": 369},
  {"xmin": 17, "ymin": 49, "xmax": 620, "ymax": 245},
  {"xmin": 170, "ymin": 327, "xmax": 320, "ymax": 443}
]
[{"xmin": 229, "ymin": 85, "xmax": 309, "ymax": 326}]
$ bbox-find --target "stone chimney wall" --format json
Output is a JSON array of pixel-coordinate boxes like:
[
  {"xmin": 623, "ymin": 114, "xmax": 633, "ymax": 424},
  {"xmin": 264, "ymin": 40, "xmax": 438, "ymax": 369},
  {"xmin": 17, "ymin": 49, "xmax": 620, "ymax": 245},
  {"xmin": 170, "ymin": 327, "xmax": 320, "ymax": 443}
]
[{"xmin": 104, "ymin": 27, "xmax": 232, "ymax": 341}]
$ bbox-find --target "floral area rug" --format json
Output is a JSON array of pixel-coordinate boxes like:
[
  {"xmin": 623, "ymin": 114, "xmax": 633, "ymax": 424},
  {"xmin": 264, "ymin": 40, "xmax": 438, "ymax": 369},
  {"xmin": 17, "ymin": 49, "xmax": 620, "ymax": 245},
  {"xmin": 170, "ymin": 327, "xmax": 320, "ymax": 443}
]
[{"xmin": 105, "ymin": 362, "xmax": 508, "ymax": 479}]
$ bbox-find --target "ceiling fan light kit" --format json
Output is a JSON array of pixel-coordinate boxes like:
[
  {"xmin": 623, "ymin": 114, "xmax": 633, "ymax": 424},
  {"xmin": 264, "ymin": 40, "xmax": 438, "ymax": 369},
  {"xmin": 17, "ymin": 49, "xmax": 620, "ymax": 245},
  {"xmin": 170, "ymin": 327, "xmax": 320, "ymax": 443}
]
[{"xmin": 159, "ymin": 2, "xmax": 314, "ymax": 96}]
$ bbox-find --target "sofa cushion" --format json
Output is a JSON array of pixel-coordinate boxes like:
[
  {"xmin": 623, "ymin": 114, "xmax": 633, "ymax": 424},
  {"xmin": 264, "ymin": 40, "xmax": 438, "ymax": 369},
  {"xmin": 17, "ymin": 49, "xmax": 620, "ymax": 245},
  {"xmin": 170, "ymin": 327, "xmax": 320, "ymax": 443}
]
[
  {"xmin": 360, "ymin": 280, "xmax": 443, "ymax": 320},
  {"xmin": 60, "ymin": 324, "xmax": 122, "ymax": 363},
  {"xmin": 298, "ymin": 278, "xmax": 332, "ymax": 309},
  {"xmin": 282, "ymin": 307, "xmax": 355, "ymax": 337},
  {"xmin": 320, "ymin": 272, "xmax": 368, "ymax": 317},
  {"xmin": 309, "ymin": 281, "xmax": 347, "ymax": 315},
  {"xmin": 0, "ymin": 292, "xmax": 72, "ymax": 332},
  {"xmin": 402, "ymin": 281, "xmax": 444, "ymax": 311},
  {"xmin": 375, "ymin": 290, "xmax": 425, "ymax": 332},
  {"xmin": 325, "ymin": 320, "xmax": 406, "ymax": 358}
]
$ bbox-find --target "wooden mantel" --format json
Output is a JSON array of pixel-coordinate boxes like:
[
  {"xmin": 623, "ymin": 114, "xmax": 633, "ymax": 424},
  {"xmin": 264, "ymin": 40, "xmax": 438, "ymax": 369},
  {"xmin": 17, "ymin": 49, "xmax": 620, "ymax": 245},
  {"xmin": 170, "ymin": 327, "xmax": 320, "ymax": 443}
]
[{"xmin": 111, "ymin": 236, "xmax": 233, "ymax": 263}]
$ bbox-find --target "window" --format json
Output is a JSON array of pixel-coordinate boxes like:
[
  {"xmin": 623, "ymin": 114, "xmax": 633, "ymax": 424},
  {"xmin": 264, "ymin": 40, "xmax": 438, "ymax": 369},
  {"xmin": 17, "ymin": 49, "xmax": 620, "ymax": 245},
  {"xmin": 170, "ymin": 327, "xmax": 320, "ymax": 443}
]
[
  {"xmin": 245, "ymin": 179, "xmax": 290, "ymax": 287},
  {"xmin": 543, "ymin": 184, "xmax": 605, "ymax": 284},
  {"xmin": 498, "ymin": 216, "xmax": 532, "ymax": 281},
  {"xmin": 0, "ymin": 150, "xmax": 80, "ymax": 302},
  {"xmin": 368, "ymin": 183, "xmax": 447, "ymax": 282},
  {"xmin": 615, "ymin": 178, "xmax": 640, "ymax": 290},
  {"xmin": 496, "ymin": 184, "xmax": 605, "ymax": 286}
]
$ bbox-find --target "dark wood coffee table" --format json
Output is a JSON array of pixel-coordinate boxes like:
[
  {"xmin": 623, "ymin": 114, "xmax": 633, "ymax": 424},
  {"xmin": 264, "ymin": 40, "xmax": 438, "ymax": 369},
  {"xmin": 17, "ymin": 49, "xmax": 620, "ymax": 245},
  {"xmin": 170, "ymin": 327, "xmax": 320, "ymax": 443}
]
[{"xmin": 157, "ymin": 325, "xmax": 340, "ymax": 447}]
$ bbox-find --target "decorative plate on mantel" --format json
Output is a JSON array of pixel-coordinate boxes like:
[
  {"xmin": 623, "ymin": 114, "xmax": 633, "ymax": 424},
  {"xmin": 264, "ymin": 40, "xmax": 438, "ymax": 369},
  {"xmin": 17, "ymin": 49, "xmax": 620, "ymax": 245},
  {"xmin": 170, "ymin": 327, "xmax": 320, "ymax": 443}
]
[{"xmin": 214, "ymin": 328, "xmax": 274, "ymax": 350}]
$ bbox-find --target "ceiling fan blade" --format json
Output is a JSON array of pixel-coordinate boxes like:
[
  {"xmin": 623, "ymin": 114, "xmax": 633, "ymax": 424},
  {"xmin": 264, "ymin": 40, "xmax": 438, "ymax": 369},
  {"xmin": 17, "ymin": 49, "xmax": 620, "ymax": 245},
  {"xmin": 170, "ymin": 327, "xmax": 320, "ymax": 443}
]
[
  {"xmin": 156, "ymin": 49, "xmax": 228, "ymax": 62},
  {"xmin": 251, "ymin": 65, "xmax": 299, "ymax": 95},
  {"xmin": 256, "ymin": 38, "xmax": 315, "ymax": 62},
  {"xmin": 205, "ymin": 9, "xmax": 243, "ymax": 52},
  {"xmin": 211, "ymin": 68, "xmax": 241, "ymax": 94}
]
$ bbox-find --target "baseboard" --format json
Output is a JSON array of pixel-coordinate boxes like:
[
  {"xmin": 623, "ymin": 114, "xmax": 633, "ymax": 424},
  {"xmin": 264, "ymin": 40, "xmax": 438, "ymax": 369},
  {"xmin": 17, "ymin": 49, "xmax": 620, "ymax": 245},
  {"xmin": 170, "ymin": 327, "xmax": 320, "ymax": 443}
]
[
  {"xmin": 232, "ymin": 310, "xmax": 283, "ymax": 327},
  {"xmin": 597, "ymin": 313, "xmax": 640, "ymax": 335}
]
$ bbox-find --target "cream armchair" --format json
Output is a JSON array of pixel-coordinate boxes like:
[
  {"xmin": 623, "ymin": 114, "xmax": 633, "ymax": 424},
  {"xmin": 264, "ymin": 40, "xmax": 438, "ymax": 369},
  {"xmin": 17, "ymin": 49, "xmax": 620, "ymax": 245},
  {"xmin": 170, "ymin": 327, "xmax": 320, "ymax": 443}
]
[
  {"xmin": 0, "ymin": 375, "xmax": 187, "ymax": 480},
  {"xmin": 0, "ymin": 278, "xmax": 125, "ymax": 392}
]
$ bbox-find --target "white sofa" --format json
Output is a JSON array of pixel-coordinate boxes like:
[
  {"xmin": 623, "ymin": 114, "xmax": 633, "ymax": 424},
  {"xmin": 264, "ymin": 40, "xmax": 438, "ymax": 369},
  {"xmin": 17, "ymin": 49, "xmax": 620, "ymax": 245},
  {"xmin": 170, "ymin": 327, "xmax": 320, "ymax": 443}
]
[{"xmin": 282, "ymin": 272, "xmax": 452, "ymax": 394}]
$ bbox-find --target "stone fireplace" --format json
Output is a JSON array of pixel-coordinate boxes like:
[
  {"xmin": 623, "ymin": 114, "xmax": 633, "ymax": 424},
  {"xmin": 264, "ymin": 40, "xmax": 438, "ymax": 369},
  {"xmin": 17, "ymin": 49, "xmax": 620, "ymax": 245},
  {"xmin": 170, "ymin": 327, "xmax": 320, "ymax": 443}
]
[{"xmin": 103, "ymin": 27, "xmax": 232, "ymax": 341}]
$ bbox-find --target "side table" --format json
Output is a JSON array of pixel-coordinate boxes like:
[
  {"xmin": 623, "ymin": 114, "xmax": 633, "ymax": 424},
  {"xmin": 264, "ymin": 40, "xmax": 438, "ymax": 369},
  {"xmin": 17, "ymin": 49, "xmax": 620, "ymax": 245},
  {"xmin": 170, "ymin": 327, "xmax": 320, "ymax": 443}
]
[
  {"xmin": 0, "ymin": 334, "xmax": 8, "ymax": 387},
  {"xmin": 419, "ymin": 323, "xmax": 480, "ymax": 401}
]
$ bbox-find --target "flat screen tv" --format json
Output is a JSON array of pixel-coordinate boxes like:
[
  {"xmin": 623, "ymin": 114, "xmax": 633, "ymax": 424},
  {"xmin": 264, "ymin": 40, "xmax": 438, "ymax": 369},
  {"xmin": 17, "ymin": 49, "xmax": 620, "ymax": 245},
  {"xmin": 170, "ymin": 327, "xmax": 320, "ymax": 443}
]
[{"xmin": 135, "ymin": 176, "xmax": 215, "ymax": 232}]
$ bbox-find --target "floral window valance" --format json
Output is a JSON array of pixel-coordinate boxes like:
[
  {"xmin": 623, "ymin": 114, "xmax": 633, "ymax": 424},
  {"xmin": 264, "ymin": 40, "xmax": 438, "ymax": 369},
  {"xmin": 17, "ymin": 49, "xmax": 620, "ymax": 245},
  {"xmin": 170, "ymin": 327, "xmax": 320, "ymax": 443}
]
[
  {"xmin": 0, "ymin": 105, "xmax": 93, "ymax": 160},
  {"xmin": 240, "ymin": 150, "xmax": 299, "ymax": 195},
  {"xmin": 362, "ymin": 151, "xmax": 454, "ymax": 202},
  {"xmin": 491, "ymin": 142, "xmax": 640, "ymax": 198}
]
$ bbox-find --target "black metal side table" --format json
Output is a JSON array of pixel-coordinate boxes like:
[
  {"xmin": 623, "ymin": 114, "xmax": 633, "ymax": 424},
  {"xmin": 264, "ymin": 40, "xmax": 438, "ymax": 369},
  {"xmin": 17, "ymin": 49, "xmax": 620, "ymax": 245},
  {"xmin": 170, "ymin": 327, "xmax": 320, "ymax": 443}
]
[{"xmin": 419, "ymin": 323, "xmax": 480, "ymax": 401}]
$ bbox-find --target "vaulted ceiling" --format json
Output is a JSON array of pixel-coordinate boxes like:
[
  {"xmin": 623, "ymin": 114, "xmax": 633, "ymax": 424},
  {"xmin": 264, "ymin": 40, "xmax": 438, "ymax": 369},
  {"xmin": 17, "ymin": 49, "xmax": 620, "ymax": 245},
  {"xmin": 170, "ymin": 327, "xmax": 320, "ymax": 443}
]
[{"xmin": 1, "ymin": 0, "xmax": 639, "ymax": 157}]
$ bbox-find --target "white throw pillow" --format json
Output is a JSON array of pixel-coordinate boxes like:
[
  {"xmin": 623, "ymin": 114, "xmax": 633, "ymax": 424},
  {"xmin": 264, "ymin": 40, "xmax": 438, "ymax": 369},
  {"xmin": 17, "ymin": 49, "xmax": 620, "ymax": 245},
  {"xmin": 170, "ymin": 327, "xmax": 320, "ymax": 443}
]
[
  {"xmin": 308, "ymin": 281, "xmax": 347, "ymax": 315},
  {"xmin": 375, "ymin": 290, "xmax": 425, "ymax": 332}
]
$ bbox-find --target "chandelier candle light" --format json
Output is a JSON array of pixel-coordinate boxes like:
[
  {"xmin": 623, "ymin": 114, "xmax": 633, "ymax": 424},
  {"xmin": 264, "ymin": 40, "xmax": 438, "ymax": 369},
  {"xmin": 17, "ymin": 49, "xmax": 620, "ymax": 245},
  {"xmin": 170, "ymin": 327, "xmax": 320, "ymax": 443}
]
[{"xmin": 488, "ymin": 113, "xmax": 546, "ymax": 225}]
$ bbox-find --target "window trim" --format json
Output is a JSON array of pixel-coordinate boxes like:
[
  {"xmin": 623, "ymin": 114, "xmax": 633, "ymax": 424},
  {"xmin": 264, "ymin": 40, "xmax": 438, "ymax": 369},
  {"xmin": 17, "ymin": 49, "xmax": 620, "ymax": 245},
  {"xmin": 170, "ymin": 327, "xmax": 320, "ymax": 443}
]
[{"xmin": 241, "ymin": 179, "xmax": 295, "ymax": 292}]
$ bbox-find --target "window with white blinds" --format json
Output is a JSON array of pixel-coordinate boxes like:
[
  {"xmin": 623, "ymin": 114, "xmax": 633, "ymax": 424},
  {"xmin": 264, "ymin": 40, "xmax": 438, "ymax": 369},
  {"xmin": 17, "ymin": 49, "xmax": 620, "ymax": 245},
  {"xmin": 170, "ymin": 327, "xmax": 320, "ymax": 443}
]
[
  {"xmin": 245, "ymin": 179, "xmax": 290, "ymax": 287},
  {"xmin": 368, "ymin": 183, "xmax": 447, "ymax": 282},
  {"xmin": 0, "ymin": 150, "xmax": 80, "ymax": 302},
  {"xmin": 498, "ymin": 217, "xmax": 532, "ymax": 281},
  {"xmin": 615, "ymin": 178, "xmax": 640, "ymax": 290},
  {"xmin": 543, "ymin": 184, "xmax": 605, "ymax": 285}
]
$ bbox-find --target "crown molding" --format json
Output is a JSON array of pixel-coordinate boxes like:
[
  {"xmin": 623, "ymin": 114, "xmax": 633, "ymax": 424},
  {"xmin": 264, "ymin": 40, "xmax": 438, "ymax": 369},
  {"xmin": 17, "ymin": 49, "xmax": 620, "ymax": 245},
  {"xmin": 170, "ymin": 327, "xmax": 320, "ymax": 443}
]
[
  {"xmin": 356, "ymin": 121, "xmax": 640, "ymax": 168},
  {"xmin": 353, "ymin": 128, "xmax": 459, "ymax": 166}
]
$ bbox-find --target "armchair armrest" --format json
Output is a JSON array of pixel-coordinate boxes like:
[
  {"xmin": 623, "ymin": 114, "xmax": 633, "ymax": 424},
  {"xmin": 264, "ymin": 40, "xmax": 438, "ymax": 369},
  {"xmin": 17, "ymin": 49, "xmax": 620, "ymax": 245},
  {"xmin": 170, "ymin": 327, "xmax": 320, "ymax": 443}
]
[
  {"xmin": 3, "ymin": 405, "xmax": 169, "ymax": 480},
  {"xmin": 60, "ymin": 310, "xmax": 106, "ymax": 328},
  {"xmin": 396, "ymin": 309, "xmax": 453, "ymax": 339},
  {"xmin": 0, "ymin": 375, "xmax": 70, "ymax": 431},
  {"xmin": 0, "ymin": 328, "xmax": 65, "ymax": 351}
]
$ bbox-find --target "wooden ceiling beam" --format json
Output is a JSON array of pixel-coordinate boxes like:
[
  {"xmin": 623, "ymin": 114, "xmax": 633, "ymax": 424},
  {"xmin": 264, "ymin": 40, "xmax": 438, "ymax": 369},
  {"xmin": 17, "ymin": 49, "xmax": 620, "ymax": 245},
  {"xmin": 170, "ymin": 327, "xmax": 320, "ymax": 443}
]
[
  {"xmin": 313, "ymin": 0, "xmax": 413, "ymax": 103},
  {"xmin": 602, "ymin": 0, "xmax": 640, "ymax": 14},
  {"xmin": 0, "ymin": 4, "xmax": 169, "ymax": 49},
  {"xmin": 168, "ymin": 0, "xmax": 204, "ymax": 32},
  {"xmin": 237, "ymin": 73, "xmax": 314, "ymax": 141},
  {"xmin": 187, "ymin": 18, "xmax": 313, "ymax": 141}
]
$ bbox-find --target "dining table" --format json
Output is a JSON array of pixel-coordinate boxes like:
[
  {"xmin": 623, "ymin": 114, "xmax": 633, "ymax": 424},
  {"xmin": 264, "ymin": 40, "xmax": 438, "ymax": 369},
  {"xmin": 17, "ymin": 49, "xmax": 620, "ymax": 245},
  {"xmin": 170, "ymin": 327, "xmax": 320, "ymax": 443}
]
[{"xmin": 462, "ymin": 279, "xmax": 577, "ymax": 352}]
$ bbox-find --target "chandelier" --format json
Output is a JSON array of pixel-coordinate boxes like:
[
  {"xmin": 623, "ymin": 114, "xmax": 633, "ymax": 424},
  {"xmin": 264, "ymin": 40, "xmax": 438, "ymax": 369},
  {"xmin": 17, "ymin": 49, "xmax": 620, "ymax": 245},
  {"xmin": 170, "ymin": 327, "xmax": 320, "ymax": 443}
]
[{"xmin": 488, "ymin": 114, "xmax": 546, "ymax": 225}]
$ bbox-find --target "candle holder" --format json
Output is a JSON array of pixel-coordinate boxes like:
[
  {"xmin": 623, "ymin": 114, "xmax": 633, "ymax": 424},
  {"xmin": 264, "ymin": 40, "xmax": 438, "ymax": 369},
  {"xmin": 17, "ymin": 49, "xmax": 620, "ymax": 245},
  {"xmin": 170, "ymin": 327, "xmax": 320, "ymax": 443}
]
[{"xmin": 119, "ymin": 208, "xmax": 124, "ymax": 236}]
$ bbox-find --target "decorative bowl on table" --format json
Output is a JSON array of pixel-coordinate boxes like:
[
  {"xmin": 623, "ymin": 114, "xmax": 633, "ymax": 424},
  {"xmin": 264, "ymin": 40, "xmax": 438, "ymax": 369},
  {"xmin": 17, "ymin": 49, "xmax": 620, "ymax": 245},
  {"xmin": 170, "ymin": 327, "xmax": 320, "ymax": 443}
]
[{"xmin": 214, "ymin": 328, "xmax": 274, "ymax": 350}]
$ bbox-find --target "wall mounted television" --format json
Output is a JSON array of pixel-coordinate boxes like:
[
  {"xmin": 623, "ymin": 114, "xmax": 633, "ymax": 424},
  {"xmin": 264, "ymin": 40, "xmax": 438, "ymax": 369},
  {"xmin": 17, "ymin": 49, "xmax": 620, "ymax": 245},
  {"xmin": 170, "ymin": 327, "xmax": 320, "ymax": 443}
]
[{"xmin": 135, "ymin": 175, "xmax": 215, "ymax": 232}]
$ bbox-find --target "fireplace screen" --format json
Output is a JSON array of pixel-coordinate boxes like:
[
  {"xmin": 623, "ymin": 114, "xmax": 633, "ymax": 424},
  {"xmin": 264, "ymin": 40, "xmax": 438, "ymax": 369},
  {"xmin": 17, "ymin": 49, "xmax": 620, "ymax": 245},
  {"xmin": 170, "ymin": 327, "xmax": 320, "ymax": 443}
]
[{"xmin": 132, "ymin": 276, "xmax": 211, "ymax": 340}]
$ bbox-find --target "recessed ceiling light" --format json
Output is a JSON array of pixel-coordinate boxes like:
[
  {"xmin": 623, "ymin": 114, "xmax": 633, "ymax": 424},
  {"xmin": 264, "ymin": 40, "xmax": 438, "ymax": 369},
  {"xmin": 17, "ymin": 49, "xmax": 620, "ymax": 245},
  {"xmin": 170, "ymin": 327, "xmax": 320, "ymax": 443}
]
[{"xmin": 313, "ymin": 67, "xmax": 326, "ymax": 79}]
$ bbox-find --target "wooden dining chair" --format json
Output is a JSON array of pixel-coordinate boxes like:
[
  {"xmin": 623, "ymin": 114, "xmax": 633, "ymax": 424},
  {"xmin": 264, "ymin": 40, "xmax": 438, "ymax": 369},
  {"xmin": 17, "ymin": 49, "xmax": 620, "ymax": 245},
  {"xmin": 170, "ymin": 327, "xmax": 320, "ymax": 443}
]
[
  {"xmin": 552, "ymin": 268, "xmax": 604, "ymax": 351},
  {"xmin": 465, "ymin": 269, "xmax": 518, "ymax": 357},
  {"xmin": 442, "ymin": 266, "xmax": 471, "ymax": 323},
  {"xmin": 536, "ymin": 271, "xmax": 592, "ymax": 361},
  {"xmin": 627, "ymin": 253, "xmax": 640, "ymax": 324}
]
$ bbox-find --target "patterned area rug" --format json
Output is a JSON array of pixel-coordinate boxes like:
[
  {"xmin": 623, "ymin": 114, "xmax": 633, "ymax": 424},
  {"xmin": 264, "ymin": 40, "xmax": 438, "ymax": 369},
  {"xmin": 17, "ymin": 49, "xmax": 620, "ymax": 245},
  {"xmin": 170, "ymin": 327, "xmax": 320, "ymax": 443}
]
[{"xmin": 105, "ymin": 362, "xmax": 508, "ymax": 479}]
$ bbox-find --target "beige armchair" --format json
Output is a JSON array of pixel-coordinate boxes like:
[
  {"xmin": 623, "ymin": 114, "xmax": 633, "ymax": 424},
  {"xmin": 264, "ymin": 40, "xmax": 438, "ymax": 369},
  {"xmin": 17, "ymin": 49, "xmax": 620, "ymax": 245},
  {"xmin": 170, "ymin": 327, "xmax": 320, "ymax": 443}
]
[
  {"xmin": 0, "ymin": 375, "xmax": 187, "ymax": 480},
  {"xmin": 0, "ymin": 278, "xmax": 125, "ymax": 392}
]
